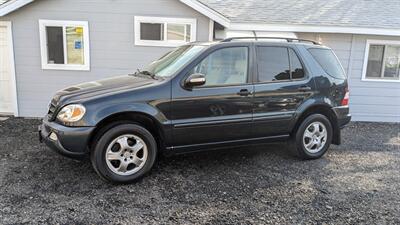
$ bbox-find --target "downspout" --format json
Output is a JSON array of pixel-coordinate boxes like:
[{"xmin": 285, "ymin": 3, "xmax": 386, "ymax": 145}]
[
  {"xmin": 347, "ymin": 34, "xmax": 356, "ymax": 81},
  {"xmin": 252, "ymin": 30, "xmax": 258, "ymax": 40}
]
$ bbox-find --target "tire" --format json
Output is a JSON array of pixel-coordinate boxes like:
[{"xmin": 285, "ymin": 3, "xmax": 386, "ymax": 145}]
[
  {"xmin": 291, "ymin": 114, "xmax": 333, "ymax": 159},
  {"xmin": 91, "ymin": 124, "xmax": 157, "ymax": 183}
]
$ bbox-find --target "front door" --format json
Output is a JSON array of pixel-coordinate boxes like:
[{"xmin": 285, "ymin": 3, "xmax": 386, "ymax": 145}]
[
  {"xmin": 253, "ymin": 45, "xmax": 315, "ymax": 137},
  {"xmin": 0, "ymin": 22, "xmax": 15, "ymax": 115},
  {"xmin": 171, "ymin": 46, "xmax": 254, "ymax": 149}
]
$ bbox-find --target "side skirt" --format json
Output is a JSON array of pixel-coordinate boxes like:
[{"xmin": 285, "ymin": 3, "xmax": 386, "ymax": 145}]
[{"xmin": 165, "ymin": 134, "xmax": 290, "ymax": 155}]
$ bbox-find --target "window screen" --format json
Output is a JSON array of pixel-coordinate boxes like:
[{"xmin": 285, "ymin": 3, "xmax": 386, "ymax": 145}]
[
  {"xmin": 46, "ymin": 26, "xmax": 64, "ymax": 64},
  {"xmin": 257, "ymin": 47, "xmax": 290, "ymax": 82},
  {"xmin": 192, "ymin": 47, "xmax": 248, "ymax": 86},
  {"xmin": 140, "ymin": 23, "xmax": 163, "ymax": 41},
  {"xmin": 308, "ymin": 48, "xmax": 346, "ymax": 79},
  {"xmin": 366, "ymin": 45, "xmax": 384, "ymax": 78}
]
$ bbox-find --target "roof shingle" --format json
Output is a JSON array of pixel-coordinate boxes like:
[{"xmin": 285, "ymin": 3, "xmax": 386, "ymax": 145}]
[{"xmin": 198, "ymin": 0, "xmax": 400, "ymax": 29}]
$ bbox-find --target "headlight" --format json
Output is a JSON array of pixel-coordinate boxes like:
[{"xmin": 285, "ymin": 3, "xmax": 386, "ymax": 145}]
[{"xmin": 57, "ymin": 104, "xmax": 86, "ymax": 123}]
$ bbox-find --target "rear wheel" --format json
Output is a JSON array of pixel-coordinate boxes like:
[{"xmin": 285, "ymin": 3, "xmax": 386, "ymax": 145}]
[
  {"xmin": 91, "ymin": 124, "xmax": 157, "ymax": 183},
  {"xmin": 292, "ymin": 114, "xmax": 333, "ymax": 159}
]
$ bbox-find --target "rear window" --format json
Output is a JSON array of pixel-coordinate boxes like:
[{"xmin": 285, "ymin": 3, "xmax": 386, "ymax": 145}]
[{"xmin": 308, "ymin": 48, "xmax": 346, "ymax": 79}]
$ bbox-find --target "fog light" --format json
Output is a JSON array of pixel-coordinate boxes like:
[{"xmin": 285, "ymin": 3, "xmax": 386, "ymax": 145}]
[{"xmin": 49, "ymin": 132, "xmax": 58, "ymax": 141}]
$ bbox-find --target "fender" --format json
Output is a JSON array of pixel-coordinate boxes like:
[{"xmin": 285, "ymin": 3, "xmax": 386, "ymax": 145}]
[
  {"xmin": 289, "ymin": 96, "xmax": 337, "ymax": 131},
  {"xmin": 84, "ymin": 101, "xmax": 173, "ymax": 148},
  {"xmin": 84, "ymin": 102, "xmax": 170, "ymax": 126},
  {"xmin": 289, "ymin": 96, "xmax": 341, "ymax": 144}
]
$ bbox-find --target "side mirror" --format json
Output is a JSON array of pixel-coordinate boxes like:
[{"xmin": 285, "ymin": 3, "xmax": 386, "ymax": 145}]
[{"xmin": 185, "ymin": 73, "xmax": 206, "ymax": 88}]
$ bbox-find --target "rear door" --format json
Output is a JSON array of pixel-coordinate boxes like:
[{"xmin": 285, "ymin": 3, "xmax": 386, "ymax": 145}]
[
  {"xmin": 170, "ymin": 45, "xmax": 254, "ymax": 148},
  {"xmin": 252, "ymin": 44, "xmax": 315, "ymax": 137}
]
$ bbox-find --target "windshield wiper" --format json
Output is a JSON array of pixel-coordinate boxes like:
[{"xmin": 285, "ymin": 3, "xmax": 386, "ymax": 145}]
[{"xmin": 131, "ymin": 69, "xmax": 157, "ymax": 79}]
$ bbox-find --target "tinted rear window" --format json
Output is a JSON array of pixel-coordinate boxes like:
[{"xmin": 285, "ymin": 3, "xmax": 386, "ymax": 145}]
[
  {"xmin": 257, "ymin": 47, "xmax": 290, "ymax": 82},
  {"xmin": 308, "ymin": 48, "xmax": 346, "ymax": 79}
]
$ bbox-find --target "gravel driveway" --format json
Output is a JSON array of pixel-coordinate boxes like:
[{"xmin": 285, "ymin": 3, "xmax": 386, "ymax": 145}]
[{"xmin": 0, "ymin": 117, "xmax": 399, "ymax": 224}]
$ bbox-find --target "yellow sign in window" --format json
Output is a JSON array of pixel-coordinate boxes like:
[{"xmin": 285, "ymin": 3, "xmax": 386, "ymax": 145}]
[{"xmin": 75, "ymin": 27, "xmax": 83, "ymax": 34}]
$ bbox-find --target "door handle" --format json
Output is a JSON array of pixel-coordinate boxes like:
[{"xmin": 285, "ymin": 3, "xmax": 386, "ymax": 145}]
[
  {"xmin": 237, "ymin": 89, "xmax": 252, "ymax": 96},
  {"xmin": 298, "ymin": 86, "xmax": 312, "ymax": 92}
]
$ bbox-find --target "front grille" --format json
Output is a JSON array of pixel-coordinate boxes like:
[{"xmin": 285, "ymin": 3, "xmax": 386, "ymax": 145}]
[{"xmin": 47, "ymin": 98, "xmax": 58, "ymax": 119}]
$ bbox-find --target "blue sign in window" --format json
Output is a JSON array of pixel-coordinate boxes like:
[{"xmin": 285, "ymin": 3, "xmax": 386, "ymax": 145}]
[{"xmin": 75, "ymin": 41, "xmax": 82, "ymax": 49}]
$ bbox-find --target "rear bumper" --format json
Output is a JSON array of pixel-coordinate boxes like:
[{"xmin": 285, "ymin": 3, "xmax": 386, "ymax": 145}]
[
  {"xmin": 39, "ymin": 116, "xmax": 95, "ymax": 159},
  {"xmin": 332, "ymin": 106, "xmax": 351, "ymax": 128},
  {"xmin": 330, "ymin": 106, "xmax": 351, "ymax": 145}
]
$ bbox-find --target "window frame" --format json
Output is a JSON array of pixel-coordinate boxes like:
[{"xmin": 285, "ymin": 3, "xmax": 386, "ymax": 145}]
[
  {"xmin": 362, "ymin": 39, "xmax": 400, "ymax": 83},
  {"xmin": 39, "ymin": 20, "xmax": 90, "ymax": 71},
  {"xmin": 255, "ymin": 45, "xmax": 308, "ymax": 84},
  {"xmin": 134, "ymin": 16, "xmax": 196, "ymax": 47}
]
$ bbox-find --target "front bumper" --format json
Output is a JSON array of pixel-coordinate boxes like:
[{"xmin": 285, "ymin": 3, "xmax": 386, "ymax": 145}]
[{"xmin": 39, "ymin": 116, "xmax": 95, "ymax": 159}]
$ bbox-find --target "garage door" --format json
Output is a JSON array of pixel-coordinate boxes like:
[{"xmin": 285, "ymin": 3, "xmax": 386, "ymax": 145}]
[{"xmin": 0, "ymin": 22, "xmax": 16, "ymax": 115}]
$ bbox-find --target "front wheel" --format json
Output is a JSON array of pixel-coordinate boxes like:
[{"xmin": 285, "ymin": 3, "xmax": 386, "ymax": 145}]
[
  {"xmin": 91, "ymin": 124, "xmax": 157, "ymax": 183},
  {"xmin": 292, "ymin": 114, "xmax": 333, "ymax": 159}
]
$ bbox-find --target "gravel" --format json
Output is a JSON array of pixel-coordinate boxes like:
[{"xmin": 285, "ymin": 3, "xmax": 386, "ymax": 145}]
[{"xmin": 0, "ymin": 117, "xmax": 399, "ymax": 224}]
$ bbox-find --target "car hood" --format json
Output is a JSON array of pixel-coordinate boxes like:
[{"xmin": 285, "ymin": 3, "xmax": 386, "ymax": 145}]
[{"xmin": 53, "ymin": 75, "xmax": 159, "ymax": 104}]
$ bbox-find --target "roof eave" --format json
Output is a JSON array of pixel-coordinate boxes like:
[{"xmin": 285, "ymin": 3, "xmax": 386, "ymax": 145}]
[
  {"xmin": 179, "ymin": 0, "xmax": 230, "ymax": 27},
  {"xmin": 0, "ymin": 0, "xmax": 34, "ymax": 16},
  {"xmin": 229, "ymin": 23, "xmax": 400, "ymax": 37}
]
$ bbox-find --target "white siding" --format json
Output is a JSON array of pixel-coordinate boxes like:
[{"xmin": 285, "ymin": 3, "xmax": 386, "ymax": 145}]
[
  {"xmin": 0, "ymin": 0, "xmax": 211, "ymax": 117},
  {"xmin": 297, "ymin": 33, "xmax": 400, "ymax": 122}
]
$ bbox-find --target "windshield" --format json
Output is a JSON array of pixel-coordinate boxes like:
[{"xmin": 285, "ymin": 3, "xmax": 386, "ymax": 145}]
[{"xmin": 143, "ymin": 45, "xmax": 206, "ymax": 77}]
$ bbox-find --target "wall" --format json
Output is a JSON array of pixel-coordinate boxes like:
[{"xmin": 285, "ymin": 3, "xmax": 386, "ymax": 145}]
[
  {"xmin": 297, "ymin": 33, "xmax": 400, "ymax": 122},
  {"xmin": 1, "ymin": 0, "xmax": 211, "ymax": 117}
]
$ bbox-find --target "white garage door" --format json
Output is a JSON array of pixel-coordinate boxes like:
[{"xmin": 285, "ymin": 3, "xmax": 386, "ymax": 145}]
[{"xmin": 0, "ymin": 22, "xmax": 16, "ymax": 115}]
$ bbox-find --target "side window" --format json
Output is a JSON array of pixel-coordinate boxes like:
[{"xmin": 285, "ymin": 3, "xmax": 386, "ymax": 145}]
[
  {"xmin": 308, "ymin": 48, "xmax": 346, "ymax": 79},
  {"xmin": 289, "ymin": 49, "xmax": 305, "ymax": 79},
  {"xmin": 257, "ymin": 47, "xmax": 290, "ymax": 82},
  {"xmin": 192, "ymin": 47, "xmax": 248, "ymax": 86}
]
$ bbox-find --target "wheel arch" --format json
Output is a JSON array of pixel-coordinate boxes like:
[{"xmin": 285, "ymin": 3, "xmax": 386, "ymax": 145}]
[
  {"xmin": 88, "ymin": 111, "xmax": 166, "ymax": 153},
  {"xmin": 291, "ymin": 103, "xmax": 340, "ymax": 145}
]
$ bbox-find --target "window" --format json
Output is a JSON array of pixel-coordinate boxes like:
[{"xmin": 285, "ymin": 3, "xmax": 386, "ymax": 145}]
[
  {"xmin": 289, "ymin": 49, "xmax": 305, "ymax": 79},
  {"xmin": 308, "ymin": 48, "xmax": 346, "ymax": 79},
  {"xmin": 363, "ymin": 40, "xmax": 400, "ymax": 81},
  {"xmin": 191, "ymin": 47, "xmax": 248, "ymax": 86},
  {"xmin": 134, "ymin": 16, "xmax": 196, "ymax": 47},
  {"xmin": 39, "ymin": 20, "xmax": 90, "ymax": 70},
  {"xmin": 256, "ymin": 47, "xmax": 305, "ymax": 82},
  {"xmin": 257, "ymin": 47, "xmax": 290, "ymax": 82}
]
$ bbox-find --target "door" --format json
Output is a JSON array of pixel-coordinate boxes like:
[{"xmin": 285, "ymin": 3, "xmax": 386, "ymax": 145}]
[
  {"xmin": 253, "ymin": 45, "xmax": 315, "ymax": 137},
  {"xmin": 0, "ymin": 22, "xmax": 16, "ymax": 115},
  {"xmin": 171, "ymin": 46, "xmax": 254, "ymax": 148}
]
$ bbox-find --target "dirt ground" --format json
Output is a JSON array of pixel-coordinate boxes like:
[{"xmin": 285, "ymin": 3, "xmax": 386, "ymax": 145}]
[{"xmin": 0, "ymin": 117, "xmax": 399, "ymax": 224}]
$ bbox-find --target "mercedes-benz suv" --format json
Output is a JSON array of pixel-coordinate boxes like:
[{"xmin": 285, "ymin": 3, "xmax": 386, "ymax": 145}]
[{"xmin": 39, "ymin": 37, "xmax": 351, "ymax": 183}]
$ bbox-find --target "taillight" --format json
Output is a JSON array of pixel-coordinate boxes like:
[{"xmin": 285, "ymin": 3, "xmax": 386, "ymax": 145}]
[{"xmin": 341, "ymin": 88, "xmax": 349, "ymax": 106}]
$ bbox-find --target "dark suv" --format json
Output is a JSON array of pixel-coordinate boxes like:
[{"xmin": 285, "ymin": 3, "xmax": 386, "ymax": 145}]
[{"xmin": 39, "ymin": 37, "xmax": 351, "ymax": 183}]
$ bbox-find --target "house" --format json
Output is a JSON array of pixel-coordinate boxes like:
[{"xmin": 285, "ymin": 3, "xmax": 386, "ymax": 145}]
[{"xmin": 0, "ymin": 0, "xmax": 399, "ymax": 122}]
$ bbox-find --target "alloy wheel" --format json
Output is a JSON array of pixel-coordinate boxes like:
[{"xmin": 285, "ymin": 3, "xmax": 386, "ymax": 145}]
[
  {"xmin": 302, "ymin": 121, "xmax": 327, "ymax": 153},
  {"xmin": 105, "ymin": 134, "xmax": 148, "ymax": 176}
]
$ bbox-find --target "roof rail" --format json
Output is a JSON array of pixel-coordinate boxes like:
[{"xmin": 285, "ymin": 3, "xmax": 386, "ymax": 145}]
[{"xmin": 220, "ymin": 37, "xmax": 320, "ymax": 45}]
